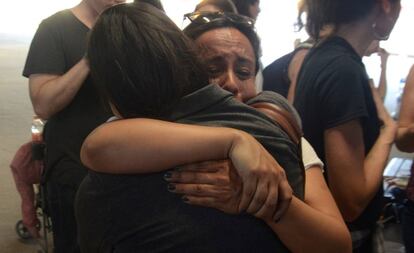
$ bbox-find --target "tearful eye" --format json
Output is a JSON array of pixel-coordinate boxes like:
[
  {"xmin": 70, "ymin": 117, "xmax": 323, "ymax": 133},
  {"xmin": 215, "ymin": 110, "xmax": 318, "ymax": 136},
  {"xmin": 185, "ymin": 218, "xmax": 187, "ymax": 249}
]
[
  {"xmin": 236, "ymin": 68, "xmax": 253, "ymax": 80},
  {"xmin": 206, "ymin": 65, "xmax": 222, "ymax": 78}
]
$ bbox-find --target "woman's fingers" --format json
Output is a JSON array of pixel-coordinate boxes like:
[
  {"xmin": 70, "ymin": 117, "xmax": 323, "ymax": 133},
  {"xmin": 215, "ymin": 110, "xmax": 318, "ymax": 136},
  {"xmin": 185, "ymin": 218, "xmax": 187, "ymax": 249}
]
[
  {"xmin": 272, "ymin": 180, "xmax": 293, "ymax": 222},
  {"xmin": 165, "ymin": 171, "xmax": 218, "ymax": 184},
  {"xmin": 169, "ymin": 183, "xmax": 227, "ymax": 197},
  {"xmin": 181, "ymin": 195, "xmax": 219, "ymax": 209},
  {"xmin": 253, "ymin": 181, "xmax": 278, "ymax": 220},
  {"xmin": 165, "ymin": 163, "xmax": 231, "ymax": 185},
  {"xmin": 246, "ymin": 180, "xmax": 269, "ymax": 214},
  {"xmin": 238, "ymin": 178, "xmax": 257, "ymax": 212},
  {"xmin": 178, "ymin": 160, "xmax": 228, "ymax": 172}
]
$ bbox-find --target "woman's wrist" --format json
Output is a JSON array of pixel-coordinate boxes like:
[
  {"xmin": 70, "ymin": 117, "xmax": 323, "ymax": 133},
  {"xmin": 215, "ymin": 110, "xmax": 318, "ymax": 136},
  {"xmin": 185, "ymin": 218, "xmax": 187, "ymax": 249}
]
[
  {"xmin": 379, "ymin": 121, "xmax": 397, "ymax": 145},
  {"xmin": 228, "ymin": 130, "xmax": 249, "ymax": 158}
]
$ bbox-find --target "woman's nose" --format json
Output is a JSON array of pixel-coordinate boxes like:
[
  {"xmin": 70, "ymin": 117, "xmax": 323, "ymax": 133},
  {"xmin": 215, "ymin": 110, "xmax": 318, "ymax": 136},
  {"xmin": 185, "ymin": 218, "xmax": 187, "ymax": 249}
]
[{"xmin": 220, "ymin": 72, "xmax": 240, "ymax": 97}]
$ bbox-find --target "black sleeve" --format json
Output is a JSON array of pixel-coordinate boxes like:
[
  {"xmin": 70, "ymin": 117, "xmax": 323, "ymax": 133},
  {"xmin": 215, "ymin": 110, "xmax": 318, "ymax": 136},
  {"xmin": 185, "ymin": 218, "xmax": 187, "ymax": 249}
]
[
  {"xmin": 23, "ymin": 19, "xmax": 65, "ymax": 77},
  {"xmin": 316, "ymin": 57, "xmax": 369, "ymax": 129},
  {"xmin": 262, "ymin": 53, "xmax": 292, "ymax": 97}
]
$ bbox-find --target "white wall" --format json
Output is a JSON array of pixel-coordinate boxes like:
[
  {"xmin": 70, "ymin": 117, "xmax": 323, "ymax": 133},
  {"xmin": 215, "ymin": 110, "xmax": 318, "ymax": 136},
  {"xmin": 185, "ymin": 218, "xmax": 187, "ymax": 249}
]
[{"xmin": 1, "ymin": 0, "xmax": 413, "ymax": 84}]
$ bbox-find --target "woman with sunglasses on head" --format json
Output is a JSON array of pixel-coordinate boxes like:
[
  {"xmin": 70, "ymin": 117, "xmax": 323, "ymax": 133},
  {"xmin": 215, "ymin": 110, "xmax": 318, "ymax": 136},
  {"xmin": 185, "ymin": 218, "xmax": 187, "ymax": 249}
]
[
  {"xmin": 79, "ymin": 6, "xmax": 351, "ymax": 252},
  {"xmin": 293, "ymin": 0, "xmax": 400, "ymax": 252}
]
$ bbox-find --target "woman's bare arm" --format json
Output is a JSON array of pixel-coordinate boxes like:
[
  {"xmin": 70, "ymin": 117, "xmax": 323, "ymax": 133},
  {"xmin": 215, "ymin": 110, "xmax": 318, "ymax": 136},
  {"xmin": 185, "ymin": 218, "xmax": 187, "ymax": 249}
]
[
  {"xmin": 396, "ymin": 65, "xmax": 414, "ymax": 152},
  {"xmin": 81, "ymin": 118, "xmax": 292, "ymax": 218},
  {"xmin": 81, "ymin": 119, "xmax": 235, "ymax": 174},
  {"xmin": 266, "ymin": 167, "xmax": 351, "ymax": 253},
  {"xmin": 324, "ymin": 87, "xmax": 397, "ymax": 221},
  {"xmin": 167, "ymin": 164, "xmax": 351, "ymax": 253}
]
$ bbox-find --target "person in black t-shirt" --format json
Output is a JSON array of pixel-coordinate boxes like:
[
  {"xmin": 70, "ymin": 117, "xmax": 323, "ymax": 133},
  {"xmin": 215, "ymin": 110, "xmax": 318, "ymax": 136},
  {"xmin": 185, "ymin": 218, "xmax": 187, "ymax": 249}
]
[
  {"xmin": 22, "ymin": 0, "xmax": 124, "ymax": 252},
  {"xmin": 262, "ymin": 0, "xmax": 334, "ymax": 103},
  {"xmin": 262, "ymin": 0, "xmax": 312, "ymax": 102},
  {"xmin": 294, "ymin": 0, "xmax": 400, "ymax": 252}
]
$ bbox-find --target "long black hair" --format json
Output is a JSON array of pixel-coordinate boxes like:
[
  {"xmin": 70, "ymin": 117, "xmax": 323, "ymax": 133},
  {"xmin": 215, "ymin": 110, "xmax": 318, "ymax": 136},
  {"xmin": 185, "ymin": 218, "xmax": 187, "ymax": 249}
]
[{"xmin": 87, "ymin": 3, "xmax": 209, "ymax": 119}]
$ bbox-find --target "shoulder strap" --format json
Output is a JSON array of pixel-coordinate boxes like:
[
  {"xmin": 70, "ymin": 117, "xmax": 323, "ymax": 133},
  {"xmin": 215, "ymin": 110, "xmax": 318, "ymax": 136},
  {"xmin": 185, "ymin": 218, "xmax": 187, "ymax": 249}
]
[
  {"xmin": 250, "ymin": 102, "xmax": 302, "ymax": 145},
  {"xmin": 250, "ymin": 101, "xmax": 306, "ymax": 198}
]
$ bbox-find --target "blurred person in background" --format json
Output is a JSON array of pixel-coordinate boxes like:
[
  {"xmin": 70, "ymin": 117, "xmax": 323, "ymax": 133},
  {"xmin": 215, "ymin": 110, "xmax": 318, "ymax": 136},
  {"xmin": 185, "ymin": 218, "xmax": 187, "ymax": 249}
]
[
  {"xmin": 364, "ymin": 40, "xmax": 390, "ymax": 101},
  {"xmin": 262, "ymin": 0, "xmax": 314, "ymax": 102},
  {"xmin": 194, "ymin": 0, "xmax": 237, "ymax": 13},
  {"xmin": 22, "ymin": 0, "xmax": 125, "ymax": 252},
  {"xmin": 231, "ymin": 0, "xmax": 260, "ymax": 20},
  {"xmin": 294, "ymin": 0, "xmax": 401, "ymax": 252}
]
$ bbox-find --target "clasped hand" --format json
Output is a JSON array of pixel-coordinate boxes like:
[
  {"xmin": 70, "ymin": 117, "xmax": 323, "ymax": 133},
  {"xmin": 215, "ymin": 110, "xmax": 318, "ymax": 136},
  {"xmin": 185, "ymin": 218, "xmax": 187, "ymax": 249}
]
[{"xmin": 164, "ymin": 134, "xmax": 292, "ymax": 222}]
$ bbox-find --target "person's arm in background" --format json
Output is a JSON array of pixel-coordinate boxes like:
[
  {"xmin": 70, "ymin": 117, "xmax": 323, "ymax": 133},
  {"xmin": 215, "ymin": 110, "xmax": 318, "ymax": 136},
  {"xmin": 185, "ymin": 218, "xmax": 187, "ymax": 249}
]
[
  {"xmin": 29, "ymin": 58, "xmax": 89, "ymax": 119},
  {"xmin": 373, "ymin": 48, "xmax": 389, "ymax": 101},
  {"xmin": 324, "ymin": 85, "xmax": 397, "ymax": 221},
  {"xmin": 81, "ymin": 118, "xmax": 292, "ymax": 220},
  {"xmin": 396, "ymin": 65, "xmax": 414, "ymax": 152}
]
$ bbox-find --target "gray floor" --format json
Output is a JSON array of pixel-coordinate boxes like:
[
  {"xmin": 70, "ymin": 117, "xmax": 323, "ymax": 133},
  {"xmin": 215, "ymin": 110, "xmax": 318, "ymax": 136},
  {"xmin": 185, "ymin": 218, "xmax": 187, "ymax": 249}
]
[
  {"xmin": 0, "ymin": 42, "xmax": 46, "ymax": 252},
  {"xmin": 0, "ymin": 38, "xmax": 409, "ymax": 252}
]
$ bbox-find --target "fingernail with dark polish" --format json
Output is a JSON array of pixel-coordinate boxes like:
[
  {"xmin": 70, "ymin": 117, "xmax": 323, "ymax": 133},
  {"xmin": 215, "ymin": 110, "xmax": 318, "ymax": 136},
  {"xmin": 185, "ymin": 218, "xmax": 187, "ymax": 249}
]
[
  {"xmin": 164, "ymin": 172, "xmax": 172, "ymax": 180},
  {"xmin": 167, "ymin": 183, "xmax": 175, "ymax": 191},
  {"xmin": 274, "ymin": 217, "xmax": 281, "ymax": 223},
  {"xmin": 182, "ymin": 196, "xmax": 189, "ymax": 202}
]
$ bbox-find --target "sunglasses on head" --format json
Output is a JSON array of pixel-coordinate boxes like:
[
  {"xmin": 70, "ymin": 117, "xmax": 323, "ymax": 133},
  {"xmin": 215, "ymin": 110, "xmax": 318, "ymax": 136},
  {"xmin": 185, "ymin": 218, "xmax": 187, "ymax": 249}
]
[{"xmin": 182, "ymin": 11, "xmax": 255, "ymax": 29}]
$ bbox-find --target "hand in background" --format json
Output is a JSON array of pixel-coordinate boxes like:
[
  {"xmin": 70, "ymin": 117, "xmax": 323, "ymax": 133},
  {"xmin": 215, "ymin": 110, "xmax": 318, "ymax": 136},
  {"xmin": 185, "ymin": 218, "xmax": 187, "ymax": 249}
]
[
  {"xmin": 377, "ymin": 48, "xmax": 389, "ymax": 67},
  {"xmin": 369, "ymin": 82, "xmax": 397, "ymax": 142}
]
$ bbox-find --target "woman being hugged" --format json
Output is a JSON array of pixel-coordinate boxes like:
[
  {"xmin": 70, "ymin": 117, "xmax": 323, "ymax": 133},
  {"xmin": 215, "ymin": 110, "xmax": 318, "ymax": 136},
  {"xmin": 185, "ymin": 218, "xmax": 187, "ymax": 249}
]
[{"xmin": 293, "ymin": 0, "xmax": 400, "ymax": 252}]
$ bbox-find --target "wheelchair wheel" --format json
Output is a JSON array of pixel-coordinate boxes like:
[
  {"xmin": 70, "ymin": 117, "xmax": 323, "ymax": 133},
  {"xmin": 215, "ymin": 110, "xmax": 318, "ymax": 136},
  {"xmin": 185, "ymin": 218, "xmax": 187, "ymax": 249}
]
[{"xmin": 15, "ymin": 220, "xmax": 32, "ymax": 240}]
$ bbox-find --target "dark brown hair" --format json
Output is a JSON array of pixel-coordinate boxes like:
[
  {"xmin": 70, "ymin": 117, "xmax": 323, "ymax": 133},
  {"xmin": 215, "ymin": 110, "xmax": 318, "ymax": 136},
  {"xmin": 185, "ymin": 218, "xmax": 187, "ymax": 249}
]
[
  {"xmin": 88, "ymin": 3, "xmax": 209, "ymax": 119},
  {"xmin": 134, "ymin": 0, "xmax": 164, "ymax": 11},
  {"xmin": 305, "ymin": 0, "xmax": 377, "ymax": 40},
  {"xmin": 231, "ymin": 0, "xmax": 258, "ymax": 18},
  {"xmin": 195, "ymin": 0, "xmax": 238, "ymax": 13}
]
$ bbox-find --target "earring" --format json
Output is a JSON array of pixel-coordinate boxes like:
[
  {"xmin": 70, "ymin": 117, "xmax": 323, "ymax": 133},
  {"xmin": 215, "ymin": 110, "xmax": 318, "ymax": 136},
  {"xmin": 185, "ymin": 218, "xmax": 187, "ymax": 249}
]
[{"xmin": 372, "ymin": 22, "xmax": 390, "ymax": 41}]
